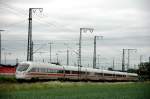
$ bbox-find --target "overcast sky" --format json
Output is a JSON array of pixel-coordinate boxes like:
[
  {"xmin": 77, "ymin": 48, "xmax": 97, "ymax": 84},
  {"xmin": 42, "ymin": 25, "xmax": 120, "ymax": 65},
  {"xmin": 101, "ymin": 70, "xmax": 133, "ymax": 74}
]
[{"xmin": 0, "ymin": 0, "xmax": 150, "ymax": 70}]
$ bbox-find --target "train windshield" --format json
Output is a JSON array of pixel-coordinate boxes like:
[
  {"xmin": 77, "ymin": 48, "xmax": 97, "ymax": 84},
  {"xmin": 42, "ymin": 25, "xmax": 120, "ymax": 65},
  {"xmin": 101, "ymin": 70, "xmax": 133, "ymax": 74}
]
[{"xmin": 17, "ymin": 63, "xmax": 29, "ymax": 71}]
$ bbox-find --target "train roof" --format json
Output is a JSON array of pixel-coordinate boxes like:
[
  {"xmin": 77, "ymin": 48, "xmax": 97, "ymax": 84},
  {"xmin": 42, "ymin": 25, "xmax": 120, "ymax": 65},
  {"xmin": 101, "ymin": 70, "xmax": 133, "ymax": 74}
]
[
  {"xmin": 18, "ymin": 61, "xmax": 64, "ymax": 70},
  {"xmin": 63, "ymin": 65, "xmax": 137, "ymax": 76}
]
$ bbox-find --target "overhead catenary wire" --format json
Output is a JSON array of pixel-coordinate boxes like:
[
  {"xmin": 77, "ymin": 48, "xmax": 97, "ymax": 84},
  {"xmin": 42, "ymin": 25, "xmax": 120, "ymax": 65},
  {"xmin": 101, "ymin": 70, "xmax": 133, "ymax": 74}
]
[{"xmin": 0, "ymin": 2, "xmax": 74, "ymax": 32}]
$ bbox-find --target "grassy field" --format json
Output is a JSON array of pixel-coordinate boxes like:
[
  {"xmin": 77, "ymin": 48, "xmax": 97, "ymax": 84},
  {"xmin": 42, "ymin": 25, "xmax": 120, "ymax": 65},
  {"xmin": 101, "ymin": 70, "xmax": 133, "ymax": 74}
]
[
  {"xmin": 0, "ymin": 76, "xmax": 16, "ymax": 83},
  {"xmin": 0, "ymin": 78, "xmax": 150, "ymax": 99}
]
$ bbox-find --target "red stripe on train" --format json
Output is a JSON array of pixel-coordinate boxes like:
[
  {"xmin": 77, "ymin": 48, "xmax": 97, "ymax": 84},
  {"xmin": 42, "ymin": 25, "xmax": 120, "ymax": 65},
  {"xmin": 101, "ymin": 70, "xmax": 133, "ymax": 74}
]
[
  {"xmin": 27, "ymin": 72, "xmax": 64, "ymax": 76},
  {"xmin": 27, "ymin": 72, "xmax": 79, "ymax": 77}
]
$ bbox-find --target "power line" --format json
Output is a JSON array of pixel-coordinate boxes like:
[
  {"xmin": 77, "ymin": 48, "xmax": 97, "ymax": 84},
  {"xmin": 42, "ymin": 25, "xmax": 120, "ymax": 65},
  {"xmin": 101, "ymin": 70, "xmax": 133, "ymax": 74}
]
[
  {"xmin": 1, "ymin": 20, "xmax": 27, "ymax": 29},
  {"xmin": 0, "ymin": 3, "xmax": 57, "ymax": 31},
  {"xmin": 0, "ymin": 2, "xmax": 76, "ymax": 34},
  {"xmin": 0, "ymin": 3, "xmax": 27, "ymax": 19}
]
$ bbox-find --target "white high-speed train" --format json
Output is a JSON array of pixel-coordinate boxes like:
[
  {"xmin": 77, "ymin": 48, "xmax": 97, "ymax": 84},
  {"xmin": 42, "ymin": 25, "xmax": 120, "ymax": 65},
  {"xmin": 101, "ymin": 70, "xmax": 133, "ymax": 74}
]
[{"xmin": 15, "ymin": 61, "xmax": 138, "ymax": 81}]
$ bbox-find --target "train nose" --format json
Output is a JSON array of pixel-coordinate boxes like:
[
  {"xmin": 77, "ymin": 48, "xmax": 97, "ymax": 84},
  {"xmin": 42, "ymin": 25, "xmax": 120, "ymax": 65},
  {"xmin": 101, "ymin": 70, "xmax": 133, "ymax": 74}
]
[{"xmin": 15, "ymin": 72, "xmax": 25, "ymax": 79}]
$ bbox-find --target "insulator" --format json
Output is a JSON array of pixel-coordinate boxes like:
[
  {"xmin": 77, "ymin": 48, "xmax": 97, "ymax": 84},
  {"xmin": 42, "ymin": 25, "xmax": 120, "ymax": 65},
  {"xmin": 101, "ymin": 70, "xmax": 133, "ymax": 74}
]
[
  {"xmin": 39, "ymin": 9, "xmax": 43, "ymax": 13},
  {"xmin": 33, "ymin": 9, "xmax": 36, "ymax": 13}
]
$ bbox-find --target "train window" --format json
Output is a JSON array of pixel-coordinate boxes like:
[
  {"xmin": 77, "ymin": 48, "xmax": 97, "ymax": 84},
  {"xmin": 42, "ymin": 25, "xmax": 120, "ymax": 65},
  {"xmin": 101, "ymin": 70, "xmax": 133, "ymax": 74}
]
[
  {"xmin": 17, "ymin": 63, "xmax": 29, "ymax": 71},
  {"xmin": 39, "ymin": 68, "xmax": 46, "ymax": 73},
  {"xmin": 57, "ymin": 70, "xmax": 63, "ymax": 73},
  {"xmin": 40, "ymin": 68, "xmax": 43, "ymax": 72},
  {"xmin": 122, "ymin": 75, "xmax": 125, "ymax": 77},
  {"xmin": 47, "ymin": 69, "xmax": 57, "ymax": 73},
  {"xmin": 42, "ymin": 68, "xmax": 45, "ymax": 72},
  {"xmin": 81, "ymin": 71, "xmax": 85, "ymax": 74},
  {"xmin": 45, "ymin": 68, "xmax": 48, "ymax": 73},
  {"xmin": 72, "ymin": 71, "xmax": 78, "ymax": 74},
  {"xmin": 116, "ymin": 75, "xmax": 122, "ymax": 77},
  {"xmin": 29, "ymin": 68, "xmax": 36, "ymax": 72},
  {"xmin": 38, "ymin": 68, "xmax": 40, "ymax": 72},
  {"xmin": 44, "ymin": 68, "xmax": 47, "ymax": 73},
  {"xmin": 47, "ymin": 69, "xmax": 50, "ymax": 73},
  {"xmin": 99, "ymin": 73, "xmax": 103, "ymax": 76},
  {"xmin": 36, "ymin": 68, "xmax": 39, "ymax": 72},
  {"xmin": 38, "ymin": 68, "xmax": 41, "ymax": 72},
  {"xmin": 95, "ymin": 73, "xmax": 102, "ymax": 76},
  {"xmin": 65, "ymin": 70, "xmax": 70, "ymax": 74},
  {"xmin": 39, "ymin": 68, "xmax": 44, "ymax": 73},
  {"xmin": 52, "ymin": 70, "xmax": 57, "ymax": 73},
  {"xmin": 104, "ymin": 74, "xmax": 112, "ymax": 76},
  {"xmin": 95, "ymin": 73, "xmax": 98, "ymax": 75}
]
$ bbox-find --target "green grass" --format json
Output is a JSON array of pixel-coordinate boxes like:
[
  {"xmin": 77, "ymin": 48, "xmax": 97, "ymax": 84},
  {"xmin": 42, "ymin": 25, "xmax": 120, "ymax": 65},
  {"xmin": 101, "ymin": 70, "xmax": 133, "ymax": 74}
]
[
  {"xmin": 0, "ymin": 81, "xmax": 150, "ymax": 99},
  {"xmin": 0, "ymin": 75, "xmax": 17, "ymax": 83}
]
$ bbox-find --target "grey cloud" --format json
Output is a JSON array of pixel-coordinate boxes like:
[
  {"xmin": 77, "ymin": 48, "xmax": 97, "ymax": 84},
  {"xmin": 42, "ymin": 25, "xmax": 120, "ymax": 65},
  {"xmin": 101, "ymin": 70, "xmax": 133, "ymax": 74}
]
[{"xmin": 0, "ymin": 0, "xmax": 149, "ymax": 68}]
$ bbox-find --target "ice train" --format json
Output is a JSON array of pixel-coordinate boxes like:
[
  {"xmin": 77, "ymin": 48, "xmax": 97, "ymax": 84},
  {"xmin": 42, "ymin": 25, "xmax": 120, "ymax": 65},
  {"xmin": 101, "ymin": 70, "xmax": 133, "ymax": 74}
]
[{"xmin": 15, "ymin": 61, "xmax": 138, "ymax": 81}]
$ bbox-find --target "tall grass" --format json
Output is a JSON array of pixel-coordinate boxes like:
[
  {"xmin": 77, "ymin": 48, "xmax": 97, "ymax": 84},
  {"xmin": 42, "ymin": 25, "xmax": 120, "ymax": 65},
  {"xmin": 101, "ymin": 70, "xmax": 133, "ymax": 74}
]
[
  {"xmin": 0, "ymin": 81, "xmax": 150, "ymax": 99},
  {"xmin": 0, "ymin": 75, "xmax": 17, "ymax": 83}
]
